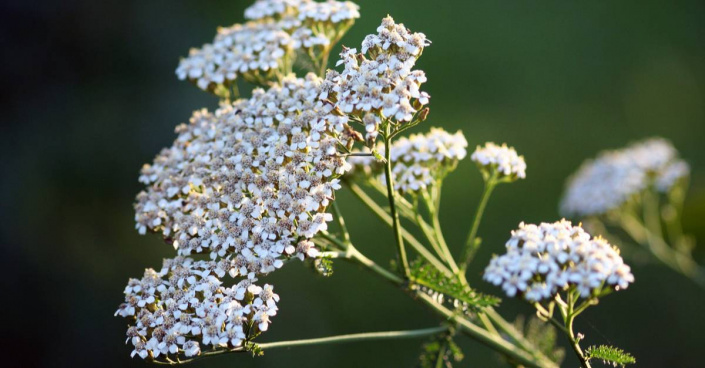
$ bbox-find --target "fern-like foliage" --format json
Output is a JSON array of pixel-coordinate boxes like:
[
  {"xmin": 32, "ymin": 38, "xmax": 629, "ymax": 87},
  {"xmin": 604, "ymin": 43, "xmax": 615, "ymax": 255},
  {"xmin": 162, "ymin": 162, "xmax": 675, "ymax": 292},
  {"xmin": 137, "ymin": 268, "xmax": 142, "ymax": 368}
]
[
  {"xmin": 509, "ymin": 315, "xmax": 565, "ymax": 367},
  {"xmin": 410, "ymin": 258, "xmax": 500, "ymax": 313},
  {"xmin": 314, "ymin": 256, "xmax": 334, "ymax": 277},
  {"xmin": 418, "ymin": 329, "xmax": 464, "ymax": 368},
  {"xmin": 585, "ymin": 345, "xmax": 636, "ymax": 367}
]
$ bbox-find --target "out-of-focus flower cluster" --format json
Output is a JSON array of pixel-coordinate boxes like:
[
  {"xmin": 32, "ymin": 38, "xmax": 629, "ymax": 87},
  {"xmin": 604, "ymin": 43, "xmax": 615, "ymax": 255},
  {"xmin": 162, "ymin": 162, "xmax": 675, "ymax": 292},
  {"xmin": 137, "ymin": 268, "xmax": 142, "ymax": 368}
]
[
  {"xmin": 470, "ymin": 142, "xmax": 526, "ymax": 181},
  {"xmin": 483, "ymin": 220, "xmax": 634, "ymax": 302},
  {"xmin": 321, "ymin": 16, "xmax": 431, "ymax": 145},
  {"xmin": 177, "ymin": 0, "xmax": 359, "ymax": 92},
  {"xmin": 135, "ymin": 73, "xmax": 351, "ymax": 274},
  {"xmin": 560, "ymin": 138, "xmax": 690, "ymax": 217},
  {"xmin": 348, "ymin": 128, "xmax": 467, "ymax": 193},
  {"xmin": 116, "ymin": 257, "xmax": 279, "ymax": 360}
]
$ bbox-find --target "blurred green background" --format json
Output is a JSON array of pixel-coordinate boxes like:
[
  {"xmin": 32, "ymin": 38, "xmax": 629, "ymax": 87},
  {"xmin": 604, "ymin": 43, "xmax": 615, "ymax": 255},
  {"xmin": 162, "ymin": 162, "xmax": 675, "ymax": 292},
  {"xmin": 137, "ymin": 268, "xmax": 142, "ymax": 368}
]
[{"xmin": 2, "ymin": 0, "xmax": 704, "ymax": 367}]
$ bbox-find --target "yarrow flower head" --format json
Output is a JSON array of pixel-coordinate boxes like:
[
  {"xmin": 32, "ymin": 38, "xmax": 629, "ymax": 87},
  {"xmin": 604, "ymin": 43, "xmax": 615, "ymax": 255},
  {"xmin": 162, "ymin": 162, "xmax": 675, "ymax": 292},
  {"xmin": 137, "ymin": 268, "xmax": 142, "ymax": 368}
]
[
  {"xmin": 245, "ymin": 0, "xmax": 359, "ymax": 24},
  {"xmin": 483, "ymin": 220, "xmax": 634, "ymax": 302},
  {"xmin": 470, "ymin": 142, "xmax": 526, "ymax": 182},
  {"xmin": 177, "ymin": 0, "xmax": 359, "ymax": 94},
  {"xmin": 322, "ymin": 16, "xmax": 431, "ymax": 145},
  {"xmin": 560, "ymin": 137, "xmax": 689, "ymax": 217},
  {"xmin": 348, "ymin": 128, "xmax": 467, "ymax": 193},
  {"xmin": 115, "ymin": 257, "xmax": 279, "ymax": 361},
  {"xmin": 135, "ymin": 74, "xmax": 351, "ymax": 278}
]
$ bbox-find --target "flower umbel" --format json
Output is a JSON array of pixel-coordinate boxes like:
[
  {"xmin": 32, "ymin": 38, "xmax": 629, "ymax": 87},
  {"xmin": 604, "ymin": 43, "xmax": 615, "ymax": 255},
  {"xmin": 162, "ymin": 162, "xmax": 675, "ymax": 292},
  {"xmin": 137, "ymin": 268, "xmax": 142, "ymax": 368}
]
[
  {"xmin": 115, "ymin": 257, "xmax": 279, "ymax": 361},
  {"xmin": 560, "ymin": 137, "xmax": 688, "ymax": 217},
  {"xmin": 470, "ymin": 142, "xmax": 526, "ymax": 182},
  {"xmin": 135, "ymin": 74, "xmax": 351, "ymax": 278},
  {"xmin": 483, "ymin": 220, "xmax": 634, "ymax": 302}
]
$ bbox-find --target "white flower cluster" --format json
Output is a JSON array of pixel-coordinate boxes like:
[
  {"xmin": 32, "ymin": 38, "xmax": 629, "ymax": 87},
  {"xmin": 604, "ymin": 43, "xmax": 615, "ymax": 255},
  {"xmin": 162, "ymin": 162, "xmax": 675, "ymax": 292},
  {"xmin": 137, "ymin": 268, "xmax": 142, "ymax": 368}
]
[
  {"xmin": 322, "ymin": 16, "xmax": 431, "ymax": 143},
  {"xmin": 244, "ymin": 0, "xmax": 359, "ymax": 24},
  {"xmin": 348, "ymin": 128, "xmax": 467, "ymax": 193},
  {"xmin": 560, "ymin": 138, "xmax": 689, "ymax": 217},
  {"xmin": 470, "ymin": 142, "xmax": 526, "ymax": 181},
  {"xmin": 135, "ymin": 74, "xmax": 350, "ymax": 275},
  {"xmin": 116, "ymin": 257, "xmax": 279, "ymax": 360},
  {"xmin": 483, "ymin": 220, "xmax": 634, "ymax": 302},
  {"xmin": 176, "ymin": 20, "xmax": 293, "ymax": 90},
  {"xmin": 177, "ymin": 0, "xmax": 360, "ymax": 92}
]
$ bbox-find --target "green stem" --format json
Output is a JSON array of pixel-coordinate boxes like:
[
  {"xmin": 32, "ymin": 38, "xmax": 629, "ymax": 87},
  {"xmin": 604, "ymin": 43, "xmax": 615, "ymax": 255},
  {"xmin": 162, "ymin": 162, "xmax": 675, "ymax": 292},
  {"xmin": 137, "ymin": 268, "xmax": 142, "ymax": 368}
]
[
  {"xmin": 417, "ymin": 293, "xmax": 557, "ymax": 368},
  {"xmin": 422, "ymin": 188, "xmax": 461, "ymax": 274},
  {"xmin": 347, "ymin": 181, "xmax": 452, "ymax": 277},
  {"xmin": 156, "ymin": 326, "xmax": 448, "ymax": 365},
  {"xmin": 383, "ymin": 126, "xmax": 410, "ymax": 278},
  {"xmin": 619, "ymin": 213, "xmax": 705, "ymax": 289},
  {"xmin": 259, "ymin": 326, "xmax": 447, "ymax": 350},
  {"xmin": 461, "ymin": 179, "xmax": 497, "ymax": 271},
  {"xmin": 318, "ymin": 232, "xmax": 556, "ymax": 368},
  {"xmin": 331, "ymin": 201, "xmax": 351, "ymax": 246},
  {"xmin": 434, "ymin": 340, "xmax": 449, "ymax": 368},
  {"xmin": 562, "ymin": 293, "xmax": 591, "ymax": 368}
]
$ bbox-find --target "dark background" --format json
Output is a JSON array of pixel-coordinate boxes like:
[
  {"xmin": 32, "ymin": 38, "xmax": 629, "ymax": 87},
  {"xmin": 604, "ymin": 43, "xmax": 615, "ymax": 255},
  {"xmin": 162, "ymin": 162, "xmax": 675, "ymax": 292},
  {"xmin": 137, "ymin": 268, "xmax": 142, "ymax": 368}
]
[{"xmin": 2, "ymin": 0, "xmax": 705, "ymax": 367}]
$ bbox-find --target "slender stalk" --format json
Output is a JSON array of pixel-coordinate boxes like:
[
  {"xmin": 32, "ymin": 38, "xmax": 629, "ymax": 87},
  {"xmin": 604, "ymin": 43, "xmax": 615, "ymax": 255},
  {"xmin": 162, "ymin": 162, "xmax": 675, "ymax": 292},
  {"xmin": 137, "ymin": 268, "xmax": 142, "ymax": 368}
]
[
  {"xmin": 415, "ymin": 209, "xmax": 447, "ymax": 263},
  {"xmin": 562, "ymin": 293, "xmax": 591, "ymax": 368},
  {"xmin": 383, "ymin": 125, "xmax": 410, "ymax": 278},
  {"xmin": 619, "ymin": 213, "xmax": 705, "ymax": 289},
  {"xmin": 422, "ymin": 188, "xmax": 461, "ymax": 274},
  {"xmin": 347, "ymin": 181, "xmax": 453, "ymax": 277},
  {"xmin": 156, "ymin": 327, "xmax": 448, "ymax": 365},
  {"xmin": 259, "ymin": 326, "xmax": 447, "ymax": 350},
  {"xmin": 347, "ymin": 245, "xmax": 404, "ymax": 285},
  {"xmin": 331, "ymin": 201, "xmax": 351, "ymax": 245},
  {"xmin": 318, "ymin": 50, "xmax": 330, "ymax": 78},
  {"xmin": 318, "ymin": 232, "xmax": 556, "ymax": 368},
  {"xmin": 461, "ymin": 178, "xmax": 497, "ymax": 271}
]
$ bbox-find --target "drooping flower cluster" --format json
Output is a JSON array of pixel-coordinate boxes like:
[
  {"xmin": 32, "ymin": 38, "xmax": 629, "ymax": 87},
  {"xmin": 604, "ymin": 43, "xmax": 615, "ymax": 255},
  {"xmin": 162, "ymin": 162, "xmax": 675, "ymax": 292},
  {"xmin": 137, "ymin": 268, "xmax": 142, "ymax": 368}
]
[
  {"xmin": 348, "ymin": 128, "xmax": 467, "ymax": 193},
  {"xmin": 483, "ymin": 220, "xmax": 634, "ymax": 302},
  {"xmin": 322, "ymin": 16, "xmax": 431, "ymax": 144},
  {"xmin": 470, "ymin": 142, "xmax": 526, "ymax": 181},
  {"xmin": 560, "ymin": 138, "xmax": 689, "ymax": 217},
  {"xmin": 135, "ymin": 73, "xmax": 350, "ymax": 274},
  {"xmin": 177, "ymin": 0, "xmax": 359, "ymax": 92},
  {"xmin": 116, "ymin": 257, "xmax": 279, "ymax": 360}
]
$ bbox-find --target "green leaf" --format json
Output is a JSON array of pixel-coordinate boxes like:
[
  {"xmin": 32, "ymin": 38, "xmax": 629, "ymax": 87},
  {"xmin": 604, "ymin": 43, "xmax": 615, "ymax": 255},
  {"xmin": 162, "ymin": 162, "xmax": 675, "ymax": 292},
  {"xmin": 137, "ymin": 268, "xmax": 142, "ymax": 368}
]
[
  {"xmin": 418, "ymin": 329, "xmax": 464, "ymax": 368},
  {"xmin": 314, "ymin": 256, "xmax": 334, "ymax": 277},
  {"xmin": 372, "ymin": 149, "xmax": 387, "ymax": 163},
  {"xmin": 244, "ymin": 342, "xmax": 264, "ymax": 357},
  {"xmin": 585, "ymin": 345, "xmax": 636, "ymax": 367},
  {"xmin": 410, "ymin": 258, "xmax": 500, "ymax": 313}
]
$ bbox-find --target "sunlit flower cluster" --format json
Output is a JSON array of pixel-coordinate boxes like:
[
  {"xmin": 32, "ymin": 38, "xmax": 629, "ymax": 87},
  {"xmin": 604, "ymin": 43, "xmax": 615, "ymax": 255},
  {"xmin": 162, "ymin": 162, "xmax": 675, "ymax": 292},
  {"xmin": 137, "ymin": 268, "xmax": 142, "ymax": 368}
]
[
  {"xmin": 560, "ymin": 138, "xmax": 689, "ymax": 217},
  {"xmin": 470, "ymin": 142, "xmax": 526, "ymax": 181},
  {"xmin": 483, "ymin": 220, "xmax": 634, "ymax": 302},
  {"xmin": 322, "ymin": 16, "xmax": 431, "ymax": 144},
  {"xmin": 347, "ymin": 128, "xmax": 467, "ymax": 193},
  {"xmin": 176, "ymin": 20, "xmax": 293, "ymax": 91},
  {"xmin": 116, "ymin": 257, "xmax": 279, "ymax": 360},
  {"xmin": 177, "ymin": 0, "xmax": 359, "ymax": 92},
  {"xmin": 245, "ymin": 0, "xmax": 359, "ymax": 24},
  {"xmin": 135, "ymin": 74, "xmax": 350, "ymax": 274}
]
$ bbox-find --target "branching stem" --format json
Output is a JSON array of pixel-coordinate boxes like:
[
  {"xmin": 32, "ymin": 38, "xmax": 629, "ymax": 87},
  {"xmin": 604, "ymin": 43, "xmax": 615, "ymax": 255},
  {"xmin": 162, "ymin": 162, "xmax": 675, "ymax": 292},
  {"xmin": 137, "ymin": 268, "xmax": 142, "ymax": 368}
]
[
  {"xmin": 383, "ymin": 124, "xmax": 410, "ymax": 278},
  {"xmin": 461, "ymin": 175, "xmax": 498, "ymax": 271}
]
